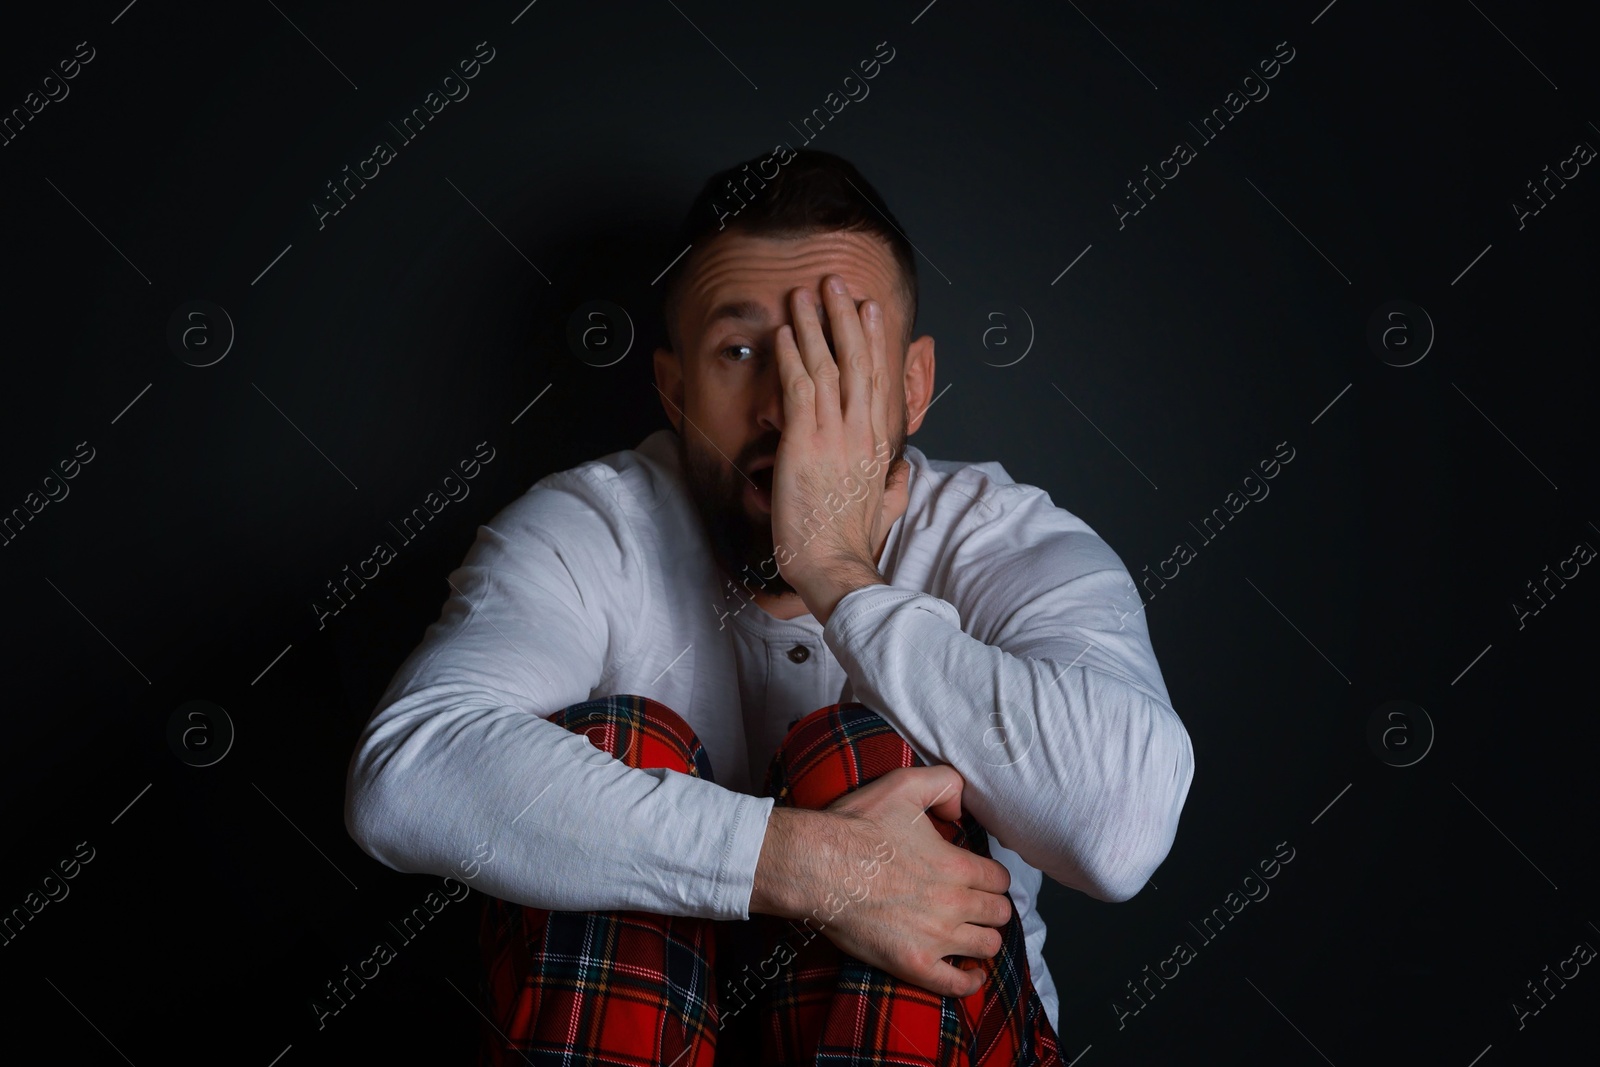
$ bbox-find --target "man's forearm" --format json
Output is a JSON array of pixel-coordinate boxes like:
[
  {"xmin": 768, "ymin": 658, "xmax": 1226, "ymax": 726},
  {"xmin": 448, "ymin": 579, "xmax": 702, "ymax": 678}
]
[
  {"xmin": 348, "ymin": 699, "xmax": 775, "ymax": 920},
  {"xmin": 821, "ymin": 580, "xmax": 1195, "ymax": 902}
]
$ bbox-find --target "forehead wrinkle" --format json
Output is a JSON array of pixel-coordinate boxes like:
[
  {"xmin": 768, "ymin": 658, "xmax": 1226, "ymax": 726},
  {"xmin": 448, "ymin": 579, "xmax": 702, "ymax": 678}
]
[
  {"xmin": 687, "ymin": 232, "xmax": 897, "ymax": 293},
  {"xmin": 683, "ymin": 236, "xmax": 901, "ymax": 344}
]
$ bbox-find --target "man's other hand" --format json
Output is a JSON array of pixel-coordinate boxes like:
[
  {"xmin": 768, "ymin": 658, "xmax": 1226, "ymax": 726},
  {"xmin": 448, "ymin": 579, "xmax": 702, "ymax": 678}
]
[{"xmin": 751, "ymin": 764, "xmax": 1013, "ymax": 999}]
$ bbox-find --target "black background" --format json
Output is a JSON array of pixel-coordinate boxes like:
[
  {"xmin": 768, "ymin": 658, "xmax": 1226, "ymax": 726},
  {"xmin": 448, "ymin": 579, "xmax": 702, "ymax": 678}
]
[{"xmin": 1, "ymin": 1, "xmax": 1595, "ymax": 1063}]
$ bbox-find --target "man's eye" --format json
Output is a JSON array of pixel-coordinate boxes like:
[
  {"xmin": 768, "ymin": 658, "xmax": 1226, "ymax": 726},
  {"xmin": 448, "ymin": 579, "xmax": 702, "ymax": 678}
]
[{"xmin": 721, "ymin": 344, "xmax": 756, "ymax": 363}]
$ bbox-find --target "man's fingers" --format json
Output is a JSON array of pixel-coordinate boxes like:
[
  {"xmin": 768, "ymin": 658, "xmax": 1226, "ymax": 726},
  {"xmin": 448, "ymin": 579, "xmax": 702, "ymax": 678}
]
[
  {"xmin": 774, "ymin": 323, "xmax": 815, "ymax": 426},
  {"xmin": 956, "ymin": 922, "xmax": 1005, "ymax": 959},
  {"xmin": 863, "ymin": 298, "xmax": 890, "ymax": 460},
  {"xmin": 789, "ymin": 287, "xmax": 839, "ymax": 428},
  {"xmin": 965, "ymin": 885, "xmax": 1014, "ymax": 929},
  {"xmin": 926, "ymin": 957, "xmax": 986, "ymax": 998},
  {"xmin": 909, "ymin": 764, "xmax": 965, "ymax": 825},
  {"xmin": 820, "ymin": 274, "xmax": 871, "ymax": 426},
  {"xmin": 965, "ymin": 854, "xmax": 1012, "ymax": 898}
]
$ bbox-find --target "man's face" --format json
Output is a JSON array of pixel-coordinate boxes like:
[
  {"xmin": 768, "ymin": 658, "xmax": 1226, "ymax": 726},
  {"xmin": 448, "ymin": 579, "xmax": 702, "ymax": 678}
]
[{"xmin": 653, "ymin": 229, "xmax": 929, "ymax": 599}]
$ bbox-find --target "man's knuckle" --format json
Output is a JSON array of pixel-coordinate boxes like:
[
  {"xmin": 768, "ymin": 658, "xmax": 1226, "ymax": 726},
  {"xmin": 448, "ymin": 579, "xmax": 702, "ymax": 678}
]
[{"xmin": 985, "ymin": 858, "xmax": 1010, "ymax": 889}]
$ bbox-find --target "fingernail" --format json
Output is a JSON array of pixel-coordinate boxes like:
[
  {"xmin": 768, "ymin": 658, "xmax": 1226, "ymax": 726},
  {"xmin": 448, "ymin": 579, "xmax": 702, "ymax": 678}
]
[
  {"xmin": 827, "ymin": 275, "xmax": 847, "ymax": 294},
  {"xmin": 865, "ymin": 300, "xmax": 880, "ymax": 323},
  {"xmin": 796, "ymin": 289, "xmax": 813, "ymax": 307}
]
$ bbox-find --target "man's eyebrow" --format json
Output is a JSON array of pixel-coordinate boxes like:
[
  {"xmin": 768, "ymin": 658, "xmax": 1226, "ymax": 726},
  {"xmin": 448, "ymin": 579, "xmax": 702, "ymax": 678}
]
[
  {"xmin": 704, "ymin": 299, "xmax": 769, "ymax": 327},
  {"xmin": 704, "ymin": 296, "xmax": 845, "ymax": 333}
]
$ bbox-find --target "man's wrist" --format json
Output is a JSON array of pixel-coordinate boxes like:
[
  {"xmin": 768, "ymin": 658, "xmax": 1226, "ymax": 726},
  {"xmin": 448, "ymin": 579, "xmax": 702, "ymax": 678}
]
[
  {"xmin": 794, "ymin": 557, "xmax": 886, "ymax": 628},
  {"xmin": 751, "ymin": 807, "xmax": 798, "ymax": 917},
  {"xmin": 751, "ymin": 807, "xmax": 827, "ymax": 918}
]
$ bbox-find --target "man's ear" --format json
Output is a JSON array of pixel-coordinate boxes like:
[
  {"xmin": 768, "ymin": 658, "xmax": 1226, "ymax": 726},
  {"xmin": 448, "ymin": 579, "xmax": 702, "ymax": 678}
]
[
  {"xmin": 903, "ymin": 334, "xmax": 935, "ymax": 435},
  {"xmin": 653, "ymin": 344, "xmax": 685, "ymax": 433}
]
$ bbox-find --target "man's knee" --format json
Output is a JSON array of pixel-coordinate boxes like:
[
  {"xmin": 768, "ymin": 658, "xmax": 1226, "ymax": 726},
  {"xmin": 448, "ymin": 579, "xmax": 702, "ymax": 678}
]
[
  {"xmin": 545, "ymin": 694, "xmax": 713, "ymax": 781},
  {"xmin": 765, "ymin": 702, "xmax": 919, "ymax": 809}
]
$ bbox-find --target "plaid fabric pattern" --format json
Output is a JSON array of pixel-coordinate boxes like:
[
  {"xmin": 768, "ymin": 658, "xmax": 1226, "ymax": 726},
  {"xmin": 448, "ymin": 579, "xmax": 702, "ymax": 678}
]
[
  {"xmin": 478, "ymin": 694, "xmax": 1062, "ymax": 1065},
  {"xmin": 478, "ymin": 696, "xmax": 723, "ymax": 1066}
]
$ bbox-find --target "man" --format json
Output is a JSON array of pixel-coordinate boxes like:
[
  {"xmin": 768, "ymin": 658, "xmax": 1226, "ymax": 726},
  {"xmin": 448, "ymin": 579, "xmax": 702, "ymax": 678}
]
[{"xmin": 345, "ymin": 149, "xmax": 1195, "ymax": 1064}]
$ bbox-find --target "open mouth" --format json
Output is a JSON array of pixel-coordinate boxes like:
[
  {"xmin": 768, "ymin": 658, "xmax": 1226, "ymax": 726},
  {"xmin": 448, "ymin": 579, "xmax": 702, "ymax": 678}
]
[{"xmin": 747, "ymin": 463, "xmax": 774, "ymax": 510}]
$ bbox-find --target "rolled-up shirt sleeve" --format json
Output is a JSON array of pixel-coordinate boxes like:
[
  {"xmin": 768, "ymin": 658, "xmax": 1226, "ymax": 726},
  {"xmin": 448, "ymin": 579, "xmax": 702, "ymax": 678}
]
[
  {"xmin": 821, "ymin": 480, "xmax": 1194, "ymax": 903},
  {"xmin": 343, "ymin": 466, "xmax": 774, "ymax": 920}
]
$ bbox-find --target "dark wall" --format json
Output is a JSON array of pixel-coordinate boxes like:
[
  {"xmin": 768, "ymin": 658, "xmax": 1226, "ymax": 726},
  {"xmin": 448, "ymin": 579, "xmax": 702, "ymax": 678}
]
[{"xmin": 1, "ymin": 1, "xmax": 1594, "ymax": 1063}]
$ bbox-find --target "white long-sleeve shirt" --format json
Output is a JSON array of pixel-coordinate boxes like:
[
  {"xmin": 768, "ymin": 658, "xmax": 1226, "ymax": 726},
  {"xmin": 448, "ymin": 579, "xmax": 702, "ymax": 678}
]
[{"xmin": 345, "ymin": 427, "xmax": 1195, "ymax": 1035}]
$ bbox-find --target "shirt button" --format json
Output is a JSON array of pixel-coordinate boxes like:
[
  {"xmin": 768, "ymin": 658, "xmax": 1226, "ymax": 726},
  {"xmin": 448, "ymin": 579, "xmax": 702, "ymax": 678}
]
[{"xmin": 787, "ymin": 644, "xmax": 810, "ymax": 664}]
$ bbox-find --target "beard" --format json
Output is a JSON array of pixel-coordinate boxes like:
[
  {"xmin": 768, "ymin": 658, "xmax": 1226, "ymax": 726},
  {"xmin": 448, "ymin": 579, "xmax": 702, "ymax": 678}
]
[{"xmin": 676, "ymin": 411, "xmax": 908, "ymax": 603}]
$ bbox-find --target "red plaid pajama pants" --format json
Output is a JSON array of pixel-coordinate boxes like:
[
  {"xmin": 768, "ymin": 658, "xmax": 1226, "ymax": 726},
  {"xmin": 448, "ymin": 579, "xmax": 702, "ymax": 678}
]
[{"xmin": 477, "ymin": 694, "xmax": 1063, "ymax": 1065}]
